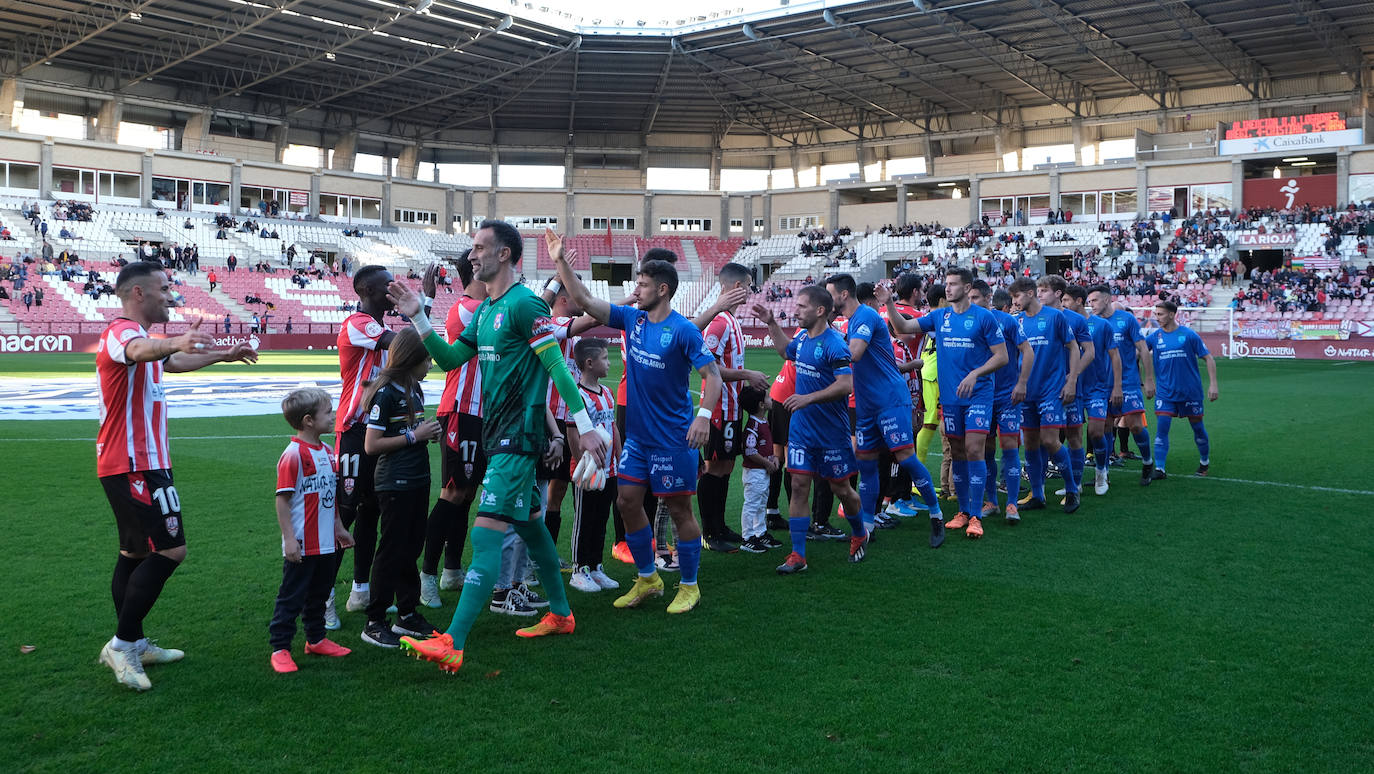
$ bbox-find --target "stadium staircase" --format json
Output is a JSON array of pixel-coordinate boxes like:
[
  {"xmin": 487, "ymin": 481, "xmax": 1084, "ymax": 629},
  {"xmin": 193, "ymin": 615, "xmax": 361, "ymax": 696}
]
[
  {"xmin": 180, "ymin": 273, "xmax": 256, "ymax": 325},
  {"xmin": 679, "ymin": 239, "xmax": 705, "ymax": 280}
]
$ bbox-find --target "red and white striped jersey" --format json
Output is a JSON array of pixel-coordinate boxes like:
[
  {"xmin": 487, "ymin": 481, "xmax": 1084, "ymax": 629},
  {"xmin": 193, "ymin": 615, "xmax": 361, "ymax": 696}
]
[
  {"xmin": 704, "ymin": 309, "xmax": 745, "ymax": 421},
  {"xmin": 275, "ymin": 437, "xmax": 339, "ymax": 556},
  {"xmin": 575, "ymin": 381, "xmax": 618, "ymax": 477},
  {"xmin": 336, "ymin": 312, "xmax": 389, "ymax": 435},
  {"xmin": 439, "ymin": 294, "xmax": 483, "ymax": 418},
  {"xmin": 96, "ymin": 318, "xmax": 169, "ymax": 477},
  {"xmin": 547, "ymin": 316, "xmax": 581, "ymax": 421}
]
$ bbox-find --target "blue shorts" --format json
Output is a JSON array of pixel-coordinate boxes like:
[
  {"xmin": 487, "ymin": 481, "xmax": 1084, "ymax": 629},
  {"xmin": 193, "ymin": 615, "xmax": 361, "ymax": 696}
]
[
  {"xmin": 1021, "ymin": 397, "xmax": 1066, "ymax": 429},
  {"xmin": 941, "ymin": 399, "xmax": 992, "ymax": 437},
  {"xmin": 1112, "ymin": 388, "xmax": 1147, "ymax": 417},
  {"xmin": 1155, "ymin": 397, "xmax": 1204, "ymax": 418},
  {"xmin": 855, "ymin": 405, "xmax": 916, "ymax": 454},
  {"xmin": 1063, "ymin": 397, "xmax": 1085, "ymax": 427},
  {"xmin": 1084, "ymin": 394, "xmax": 1110, "ymax": 422},
  {"xmin": 786, "ymin": 443, "xmax": 857, "ymax": 482},
  {"xmin": 993, "ymin": 400, "xmax": 1022, "ymax": 436},
  {"xmin": 617, "ymin": 439, "xmax": 698, "ymax": 496}
]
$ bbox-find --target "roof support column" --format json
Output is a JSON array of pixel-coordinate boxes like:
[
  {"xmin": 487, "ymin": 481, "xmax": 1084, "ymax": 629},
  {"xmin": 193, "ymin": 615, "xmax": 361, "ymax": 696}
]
[
  {"xmin": 761, "ymin": 193, "xmax": 772, "ymax": 239},
  {"xmin": 94, "ymin": 97, "xmax": 122, "ymax": 144},
  {"xmin": 1335, "ymin": 152, "xmax": 1350, "ymax": 209},
  {"xmin": 710, "ymin": 148, "xmax": 722, "ymax": 191},
  {"xmin": 565, "ymin": 147, "xmax": 575, "ymax": 236},
  {"xmin": 39, "ymin": 140, "xmax": 52, "ymax": 199},
  {"xmin": 331, "ymin": 132, "xmax": 357, "ymax": 172},
  {"xmin": 140, "ymin": 152, "xmax": 153, "ymax": 207},
  {"xmin": 827, "ymin": 186, "xmax": 839, "ymax": 230},
  {"xmin": 381, "ymin": 180, "xmax": 392, "ymax": 227},
  {"xmin": 1231, "ymin": 159, "xmax": 1245, "ymax": 212},
  {"xmin": 896, "ymin": 183, "xmax": 908, "ymax": 226},
  {"xmin": 230, "ymin": 162, "xmax": 242, "ymax": 218},
  {"xmin": 1135, "ymin": 164, "xmax": 1148, "ymax": 220},
  {"xmin": 1049, "ymin": 170, "xmax": 1061, "ymax": 213},
  {"xmin": 309, "ymin": 172, "xmax": 321, "ymax": 219},
  {"xmin": 444, "ymin": 188, "xmax": 456, "ymax": 236},
  {"xmin": 642, "ymin": 192, "xmax": 653, "ymax": 239},
  {"xmin": 968, "ymin": 176, "xmax": 981, "ymax": 224},
  {"xmin": 396, "ymin": 143, "xmax": 420, "ymax": 180},
  {"xmin": 181, "ymin": 110, "xmax": 211, "ymax": 154},
  {"xmin": 719, "ymin": 194, "xmax": 729, "ymax": 240},
  {"xmin": 0, "ymin": 79, "xmax": 22, "ymax": 132}
]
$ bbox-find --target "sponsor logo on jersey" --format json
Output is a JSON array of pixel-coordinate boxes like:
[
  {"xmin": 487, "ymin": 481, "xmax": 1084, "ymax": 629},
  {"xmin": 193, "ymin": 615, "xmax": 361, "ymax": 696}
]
[
  {"xmin": 659, "ymin": 330, "xmax": 673, "ymax": 347},
  {"xmin": 493, "ymin": 312, "xmax": 505, "ymax": 330},
  {"xmin": 165, "ymin": 516, "xmax": 180, "ymax": 537},
  {"xmin": 343, "ymin": 477, "xmax": 355, "ymax": 495},
  {"xmin": 369, "ymin": 404, "xmax": 381, "ymax": 421},
  {"xmin": 365, "ymin": 321, "xmax": 384, "ymax": 338}
]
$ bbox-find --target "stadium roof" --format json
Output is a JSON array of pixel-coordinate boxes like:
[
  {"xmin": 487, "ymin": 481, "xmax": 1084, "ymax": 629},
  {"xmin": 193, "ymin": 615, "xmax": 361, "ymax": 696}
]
[{"xmin": 4, "ymin": 0, "xmax": 1371, "ymax": 142}]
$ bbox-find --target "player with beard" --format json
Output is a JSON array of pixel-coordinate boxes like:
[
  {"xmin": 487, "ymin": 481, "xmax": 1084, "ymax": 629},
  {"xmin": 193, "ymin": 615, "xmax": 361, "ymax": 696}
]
[{"xmin": 96, "ymin": 262, "xmax": 257, "ymax": 690}]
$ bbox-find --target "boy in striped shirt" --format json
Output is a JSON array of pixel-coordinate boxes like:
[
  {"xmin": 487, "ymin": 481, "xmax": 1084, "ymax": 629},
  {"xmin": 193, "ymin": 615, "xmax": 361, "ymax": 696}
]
[{"xmin": 269, "ymin": 388, "xmax": 355, "ymax": 673}]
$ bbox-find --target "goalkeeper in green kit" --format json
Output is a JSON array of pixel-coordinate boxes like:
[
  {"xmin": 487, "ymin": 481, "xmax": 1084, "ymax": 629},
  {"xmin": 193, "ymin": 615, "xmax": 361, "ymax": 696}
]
[{"xmin": 386, "ymin": 220, "xmax": 608, "ymax": 674}]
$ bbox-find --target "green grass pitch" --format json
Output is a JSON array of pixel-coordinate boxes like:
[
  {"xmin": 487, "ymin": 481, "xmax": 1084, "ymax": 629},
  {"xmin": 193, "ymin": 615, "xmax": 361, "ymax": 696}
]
[{"xmin": 2, "ymin": 351, "xmax": 1372, "ymax": 772}]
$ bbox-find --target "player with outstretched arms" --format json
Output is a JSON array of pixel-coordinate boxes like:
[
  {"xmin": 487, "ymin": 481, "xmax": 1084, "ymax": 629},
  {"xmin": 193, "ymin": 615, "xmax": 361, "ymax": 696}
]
[
  {"xmin": 1146, "ymin": 300, "xmax": 1219, "ymax": 479},
  {"xmin": 96, "ymin": 261, "xmax": 257, "ymax": 691},
  {"xmin": 691, "ymin": 263, "xmax": 770, "ymax": 552},
  {"xmin": 826, "ymin": 274, "xmax": 946, "ymax": 546},
  {"xmin": 883, "ymin": 269, "xmax": 1007, "ymax": 537},
  {"xmin": 755, "ymin": 286, "xmax": 872, "ymax": 572},
  {"xmin": 385, "ymin": 220, "xmax": 608, "ymax": 674},
  {"xmin": 549, "ymin": 231, "xmax": 723, "ymax": 614}
]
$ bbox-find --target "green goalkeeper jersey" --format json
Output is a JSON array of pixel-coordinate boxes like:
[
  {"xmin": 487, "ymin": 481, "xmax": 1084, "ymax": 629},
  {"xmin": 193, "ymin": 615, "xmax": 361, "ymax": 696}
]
[{"xmin": 434, "ymin": 283, "xmax": 578, "ymax": 456}]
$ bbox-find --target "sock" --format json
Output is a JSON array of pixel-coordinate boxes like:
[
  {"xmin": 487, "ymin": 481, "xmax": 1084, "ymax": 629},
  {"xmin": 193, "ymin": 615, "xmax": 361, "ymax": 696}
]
[
  {"xmin": 916, "ymin": 426, "xmax": 936, "ymax": 467},
  {"xmin": 967, "ymin": 458, "xmax": 986, "ymax": 515},
  {"xmin": 1153, "ymin": 415, "xmax": 1172, "ymax": 472},
  {"xmin": 767, "ymin": 468, "xmax": 783, "ymax": 513},
  {"xmin": 111, "ymin": 553, "xmax": 143, "ymax": 617},
  {"xmin": 1051, "ymin": 445, "xmax": 1077, "ymax": 493},
  {"xmin": 1192, "ymin": 420, "xmax": 1210, "ymax": 464},
  {"xmin": 513, "ymin": 519, "xmax": 570, "ymax": 617},
  {"xmin": 952, "ymin": 458, "xmax": 969, "ymax": 514},
  {"xmin": 1094, "ymin": 435, "xmax": 1111, "ymax": 472},
  {"xmin": 1026, "ymin": 445, "xmax": 1045, "ymax": 500},
  {"xmin": 352, "ymin": 581, "xmax": 369, "ymax": 593},
  {"xmin": 625, "ymin": 524, "xmax": 656, "ymax": 577},
  {"xmin": 1070, "ymin": 446, "xmax": 1086, "ymax": 489},
  {"xmin": 1133, "ymin": 428, "xmax": 1154, "ymax": 465},
  {"xmin": 677, "ymin": 536, "xmax": 702, "ymax": 585},
  {"xmin": 115, "ymin": 553, "xmax": 178, "ymax": 643},
  {"xmin": 696, "ymin": 473, "xmax": 727, "ymax": 537},
  {"xmin": 544, "ymin": 509, "xmax": 561, "ymax": 543},
  {"xmin": 983, "ymin": 447, "xmax": 999, "ymax": 509},
  {"xmin": 788, "ymin": 517, "xmax": 809, "ymax": 557},
  {"xmin": 897, "ymin": 454, "xmax": 940, "ymax": 516},
  {"xmin": 1001, "ymin": 448, "xmax": 1022, "ymax": 508},
  {"xmin": 856, "ymin": 457, "xmax": 880, "ymax": 534},
  {"xmin": 611, "ymin": 502, "xmax": 626, "ymax": 544},
  {"xmin": 422, "ymin": 498, "xmax": 460, "ymax": 576},
  {"xmin": 1116, "ymin": 426, "xmax": 1130, "ymax": 454},
  {"xmin": 444, "ymin": 526, "xmax": 503, "ymax": 647}
]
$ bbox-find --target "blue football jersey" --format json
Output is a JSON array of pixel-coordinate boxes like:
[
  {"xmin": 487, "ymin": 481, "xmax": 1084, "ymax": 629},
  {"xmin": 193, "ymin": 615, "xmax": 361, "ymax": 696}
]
[
  {"xmin": 845, "ymin": 304, "xmax": 912, "ymax": 416},
  {"xmin": 1017, "ymin": 306, "xmax": 1074, "ymax": 402},
  {"xmin": 609, "ymin": 304, "xmax": 716, "ymax": 448},
  {"xmin": 786, "ymin": 328, "xmax": 853, "ymax": 448},
  {"xmin": 1148, "ymin": 325, "xmax": 1209, "ymax": 402},
  {"xmin": 915, "ymin": 304, "xmax": 1003, "ymax": 407}
]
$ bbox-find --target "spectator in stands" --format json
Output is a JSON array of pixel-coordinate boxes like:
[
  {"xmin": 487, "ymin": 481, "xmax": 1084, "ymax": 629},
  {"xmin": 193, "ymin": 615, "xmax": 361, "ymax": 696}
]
[
  {"xmin": 208, "ymin": 269, "xmax": 218, "ymax": 292},
  {"xmin": 22, "ymin": 289, "xmax": 32, "ymax": 310},
  {"xmin": 0, "ymin": 225, "xmax": 11, "ymax": 240},
  {"xmin": 224, "ymin": 314, "xmax": 232, "ymax": 335},
  {"xmin": 38, "ymin": 220, "xmax": 48, "ymax": 238},
  {"xmin": 34, "ymin": 286, "xmax": 43, "ymax": 307},
  {"xmin": 41, "ymin": 241, "xmax": 53, "ymax": 262},
  {"xmin": 184, "ymin": 217, "xmax": 194, "ymax": 229},
  {"xmin": 227, "ymin": 254, "xmax": 237, "ymax": 273},
  {"xmin": 285, "ymin": 317, "xmax": 293, "ymax": 334},
  {"xmin": 216, "ymin": 228, "xmax": 227, "ymax": 240}
]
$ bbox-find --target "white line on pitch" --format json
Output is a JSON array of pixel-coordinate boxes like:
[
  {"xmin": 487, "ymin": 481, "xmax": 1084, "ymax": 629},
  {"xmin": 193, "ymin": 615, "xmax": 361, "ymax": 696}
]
[{"xmin": 1176, "ymin": 474, "xmax": 1374, "ymax": 497}]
